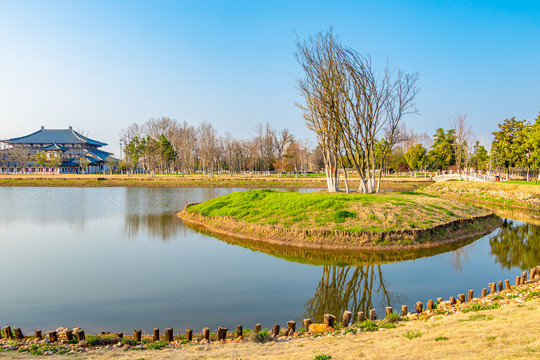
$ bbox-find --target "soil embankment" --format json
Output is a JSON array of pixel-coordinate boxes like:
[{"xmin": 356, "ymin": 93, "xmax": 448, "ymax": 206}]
[
  {"xmin": 426, "ymin": 181, "xmax": 540, "ymax": 210},
  {"xmin": 179, "ymin": 190, "xmax": 500, "ymax": 250}
]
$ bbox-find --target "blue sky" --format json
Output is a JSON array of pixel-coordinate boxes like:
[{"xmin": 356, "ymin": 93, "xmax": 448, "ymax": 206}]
[{"xmin": 1, "ymin": 0, "xmax": 539, "ymax": 155}]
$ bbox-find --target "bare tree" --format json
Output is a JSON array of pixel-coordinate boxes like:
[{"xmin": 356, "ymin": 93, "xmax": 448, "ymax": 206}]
[
  {"xmin": 197, "ymin": 122, "xmax": 218, "ymax": 177},
  {"xmin": 450, "ymin": 113, "xmax": 474, "ymax": 172}
]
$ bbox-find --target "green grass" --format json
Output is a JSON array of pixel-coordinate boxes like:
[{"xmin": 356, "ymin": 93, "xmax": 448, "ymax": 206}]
[
  {"xmin": 254, "ymin": 329, "xmax": 271, "ymax": 343},
  {"xmin": 356, "ymin": 320, "xmax": 378, "ymax": 332},
  {"xmin": 461, "ymin": 303, "xmax": 501, "ymax": 313},
  {"xmin": 186, "ymin": 189, "xmax": 481, "ymax": 234},
  {"xmin": 313, "ymin": 355, "xmax": 332, "ymax": 360},
  {"xmin": 458, "ymin": 314, "xmax": 494, "ymax": 322},
  {"xmin": 146, "ymin": 341, "xmax": 168, "ymax": 350},
  {"xmin": 403, "ymin": 330, "xmax": 422, "ymax": 340},
  {"xmin": 435, "ymin": 336, "xmax": 448, "ymax": 341}
]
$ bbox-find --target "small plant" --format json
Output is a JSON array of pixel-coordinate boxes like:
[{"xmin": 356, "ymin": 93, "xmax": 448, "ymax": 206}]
[
  {"xmin": 86, "ymin": 335, "xmax": 101, "ymax": 347},
  {"xmin": 314, "ymin": 355, "xmax": 332, "ymax": 360},
  {"xmin": 334, "ymin": 210, "xmax": 356, "ymax": 223},
  {"xmin": 178, "ymin": 339, "xmax": 190, "ymax": 345},
  {"xmin": 380, "ymin": 323, "xmax": 396, "ymax": 329},
  {"xmin": 403, "ymin": 330, "xmax": 422, "ymax": 340},
  {"xmin": 435, "ymin": 336, "xmax": 448, "ymax": 341},
  {"xmin": 254, "ymin": 329, "xmax": 271, "ymax": 343},
  {"xmin": 343, "ymin": 328, "xmax": 357, "ymax": 335},
  {"xmin": 385, "ymin": 312, "xmax": 400, "ymax": 323},
  {"xmin": 122, "ymin": 338, "xmax": 139, "ymax": 346},
  {"xmin": 461, "ymin": 303, "xmax": 501, "ymax": 313},
  {"xmin": 357, "ymin": 320, "xmax": 378, "ymax": 332},
  {"xmin": 146, "ymin": 341, "xmax": 168, "ymax": 350},
  {"xmin": 487, "ymin": 336, "xmax": 497, "ymax": 341}
]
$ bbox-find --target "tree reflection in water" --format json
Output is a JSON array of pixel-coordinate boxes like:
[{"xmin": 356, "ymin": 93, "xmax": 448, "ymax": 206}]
[
  {"xmin": 490, "ymin": 219, "xmax": 540, "ymax": 270},
  {"xmin": 303, "ymin": 265, "xmax": 404, "ymax": 323},
  {"xmin": 124, "ymin": 213, "xmax": 182, "ymax": 241}
]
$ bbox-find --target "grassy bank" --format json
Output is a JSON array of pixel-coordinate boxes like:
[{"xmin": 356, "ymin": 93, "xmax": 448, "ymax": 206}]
[
  {"xmin": 426, "ymin": 181, "xmax": 540, "ymax": 209},
  {"xmin": 180, "ymin": 189, "xmax": 498, "ymax": 250},
  {"xmin": 2, "ymin": 280, "xmax": 539, "ymax": 359},
  {"xmin": 0, "ymin": 174, "xmax": 431, "ymax": 190}
]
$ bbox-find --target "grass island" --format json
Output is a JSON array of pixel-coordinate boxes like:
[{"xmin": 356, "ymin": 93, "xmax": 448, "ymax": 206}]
[{"xmin": 178, "ymin": 189, "xmax": 501, "ymax": 250}]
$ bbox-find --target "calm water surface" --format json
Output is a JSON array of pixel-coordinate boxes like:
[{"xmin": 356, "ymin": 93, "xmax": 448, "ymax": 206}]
[{"xmin": 0, "ymin": 187, "xmax": 537, "ymax": 334}]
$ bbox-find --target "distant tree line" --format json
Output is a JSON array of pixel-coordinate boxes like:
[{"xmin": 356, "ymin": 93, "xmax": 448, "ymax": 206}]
[{"xmin": 119, "ymin": 118, "xmax": 319, "ymax": 176}]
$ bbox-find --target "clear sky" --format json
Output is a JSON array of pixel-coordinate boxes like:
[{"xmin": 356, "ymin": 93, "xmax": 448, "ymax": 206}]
[{"xmin": 1, "ymin": 0, "xmax": 539, "ymax": 155}]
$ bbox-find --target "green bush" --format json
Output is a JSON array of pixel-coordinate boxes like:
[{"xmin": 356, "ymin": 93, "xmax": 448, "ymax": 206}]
[
  {"xmin": 146, "ymin": 341, "xmax": 168, "ymax": 350},
  {"xmin": 334, "ymin": 210, "xmax": 356, "ymax": 223}
]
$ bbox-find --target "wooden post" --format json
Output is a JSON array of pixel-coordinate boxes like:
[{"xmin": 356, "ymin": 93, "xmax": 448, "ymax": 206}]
[
  {"xmin": 498, "ymin": 281, "xmax": 504, "ymax": 292},
  {"xmin": 415, "ymin": 302, "xmax": 423, "ymax": 313},
  {"xmin": 217, "ymin": 326, "xmax": 227, "ymax": 341},
  {"xmin": 324, "ymin": 314, "xmax": 335, "ymax": 327},
  {"xmin": 437, "ymin": 297, "xmax": 443, "ymax": 304},
  {"xmin": 3, "ymin": 326, "xmax": 12, "ymax": 339},
  {"xmin": 202, "ymin": 327, "xmax": 210, "ymax": 341},
  {"xmin": 489, "ymin": 283, "xmax": 496, "ymax": 294},
  {"xmin": 64, "ymin": 329, "xmax": 73, "ymax": 342},
  {"xmin": 303, "ymin": 319, "xmax": 311, "ymax": 330},
  {"xmin": 521, "ymin": 273, "xmax": 526, "ymax": 284},
  {"xmin": 35, "ymin": 329, "xmax": 42, "ymax": 340},
  {"xmin": 530, "ymin": 268, "xmax": 536, "ymax": 280},
  {"xmin": 287, "ymin": 321, "xmax": 296, "ymax": 335},
  {"xmin": 133, "ymin": 330, "xmax": 141, "ymax": 342},
  {"xmin": 271, "ymin": 324, "xmax": 280, "ymax": 337},
  {"xmin": 401, "ymin": 305, "xmax": 408, "ymax": 317},
  {"xmin": 516, "ymin": 275, "xmax": 521, "ymax": 287},
  {"xmin": 369, "ymin": 309, "xmax": 377, "ymax": 320},
  {"xmin": 48, "ymin": 331, "xmax": 58, "ymax": 342},
  {"xmin": 468, "ymin": 289, "xmax": 474, "ymax": 302},
  {"xmin": 254, "ymin": 324, "xmax": 261, "ymax": 333},
  {"xmin": 14, "ymin": 328, "xmax": 23, "ymax": 339},
  {"xmin": 358, "ymin": 311, "xmax": 365, "ymax": 323},
  {"xmin": 116, "ymin": 332, "xmax": 123, "ymax": 339},
  {"xmin": 76, "ymin": 330, "xmax": 85, "ymax": 341},
  {"xmin": 449, "ymin": 297, "xmax": 456, "ymax": 304},
  {"xmin": 185, "ymin": 329, "xmax": 193, "ymax": 341},
  {"xmin": 342, "ymin": 311, "xmax": 352, "ymax": 326},
  {"xmin": 427, "ymin": 299, "xmax": 433, "ymax": 310},
  {"xmin": 236, "ymin": 325, "xmax": 243, "ymax": 338},
  {"xmin": 504, "ymin": 279, "xmax": 511, "ymax": 290},
  {"xmin": 458, "ymin": 294, "xmax": 465, "ymax": 303},
  {"xmin": 481, "ymin": 288, "xmax": 487, "ymax": 298},
  {"xmin": 153, "ymin": 328, "xmax": 160, "ymax": 342},
  {"xmin": 385, "ymin": 307, "xmax": 393, "ymax": 317},
  {"xmin": 165, "ymin": 328, "xmax": 173, "ymax": 342}
]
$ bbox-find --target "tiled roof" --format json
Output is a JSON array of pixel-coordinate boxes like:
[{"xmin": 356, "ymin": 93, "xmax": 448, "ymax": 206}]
[
  {"xmin": 42, "ymin": 143, "xmax": 69, "ymax": 151},
  {"xmin": 6, "ymin": 127, "xmax": 107, "ymax": 147}
]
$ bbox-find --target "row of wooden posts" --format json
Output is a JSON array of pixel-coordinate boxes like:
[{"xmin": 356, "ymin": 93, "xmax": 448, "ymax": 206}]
[{"xmin": 2, "ymin": 266, "xmax": 538, "ymax": 344}]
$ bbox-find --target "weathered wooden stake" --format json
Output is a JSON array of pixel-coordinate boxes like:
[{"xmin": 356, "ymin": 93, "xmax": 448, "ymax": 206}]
[
  {"xmin": 217, "ymin": 326, "xmax": 227, "ymax": 341},
  {"xmin": 14, "ymin": 328, "xmax": 23, "ymax": 339},
  {"xmin": 342, "ymin": 311, "xmax": 352, "ymax": 326},
  {"xmin": 236, "ymin": 325, "xmax": 243, "ymax": 338},
  {"xmin": 271, "ymin": 324, "xmax": 280, "ymax": 337},
  {"xmin": 467, "ymin": 289, "xmax": 474, "ymax": 302},
  {"xmin": 516, "ymin": 275, "xmax": 521, "ymax": 287},
  {"xmin": 385, "ymin": 307, "xmax": 393, "ymax": 317},
  {"xmin": 358, "ymin": 311, "xmax": 365, "ymax": 323},
  {"xmin": 437, "ymin": 297, "xmax": 443, "ymax": 304},
  {"xmin": 64, "ymin": 329, "xmax": 73, "ymax": 342},
  {"xmin": 76, "ymin": 330, "xmax": 85, "ymax": 341},
  {"xmin": 303, "ymin": 319, "xmax": 312, "ymax": 330},
  {"xmin": 324, "ymin": 314, "xmax": 336, "ymax": 327},
  {"xmin": 504, "ymin": 279, "xmax": 511, "ymax": 290},
  {"xmin": 287, "ymin": 321, "xmax": 296, "ymax": 335},
  {"xmin": 254, "ymin": 324, "xmax": 261, "ymax": 333},
  {"xmin": 530, "ymin": 268, "xmax": 536, "ymax": 280},
  {"xmin": 489, "ymin": 282, "xmax": 496, "ymax": 294},
  {"xmin": 133, "ymin": 330, "xmax": 142, "ymax": 341},
  {"xmin": 521, "ymin": 272, "xmax": 526, "ymax": 284},
  {"xmin": 401, "ymin": 305, "xmax": 408, "ymax": 317},
  {"xmin": 498, "ymin": 281, "xmax": 504, "ymax": 292},
  {"xmin": 116, "ymin": 332, "xmax": 123, "ymax": 339},
  {"xmin": 165, "ymin": 328, "xmax": 173, "ymax": 342},
  {"xmin": 369, "ymin": 309, "xmax": 377, "ymax": 320},
  {"xmin": 202, "ymin": 327, "xmax": 210, "ymax": 341},
  {"xmin": 427, "ymin": 299, "xmax": 433, "ymax": 310},
  {"xmin": 3, "ymin": 326, "xmax": 12, "ymax": 339},
  {"xmin": 35, "ymin": 329, "xmax": 42, "ymax": 340},
  {"xmin": 415, "ymin": 302, "xmax": 423, "ymax": 313},
  {"xmin": 185, "ymin": 329, "xmax": 193, "ymax": 341},
  {"xmin": 458, "ymin": 294, "xmax": 465, "ymax": 303},
  {"xmin": 48, "ymin": 331, "xmax": 58, "ymax": 342},
  {"xmin": 449, "ymin": 297, "xmax": 456, "ymax": 304},
  {"xmin": 153, "ymin": 328, "xmax": 160, "ymax": 342},
  {"xmin": 480, "ymin": 288, "xmax": 486, "ymax": 298}
]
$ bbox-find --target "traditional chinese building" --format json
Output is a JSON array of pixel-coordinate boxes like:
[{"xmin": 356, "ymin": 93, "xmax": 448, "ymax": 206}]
[{"xmin": 1, "ymin": 126, "xmax": 115, "ymax": 174}]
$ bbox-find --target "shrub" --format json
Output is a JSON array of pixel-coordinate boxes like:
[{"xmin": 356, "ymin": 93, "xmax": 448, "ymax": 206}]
[
  {"xmin": 254, "ymin": 329, "xmax": 271, "ymax": 343},
  {"xmin": 146, "ymin": 341, "xmax": 168, "ymax": 350},
  {"xmin": 334, "ymin": 210, "xmax": 356, "ymax": 223},
  {"xmin": 314, "ymin": 355, "xmax": 332, "ymax": 360},
  {"xmin": 357, "ymin": 320, "xmax": 378, "ymax": 332},
  {"xmin": 403, "ymin": 330, "xmax": 422, "ymax": 340}
]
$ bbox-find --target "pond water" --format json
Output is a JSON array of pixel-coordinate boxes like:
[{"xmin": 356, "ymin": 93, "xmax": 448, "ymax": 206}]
[{"xmin": 0, "ymin": 187, "xmax": 538, "ymax": 334}]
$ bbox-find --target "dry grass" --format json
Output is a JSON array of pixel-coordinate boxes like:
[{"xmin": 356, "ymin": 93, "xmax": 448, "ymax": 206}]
[
  {"xmin": 427, "ymin": 181, "xmax": 540, "ymax": 209},
  {"xmin": 4, "ymin": 299, "xmax": 538, "ymax": 360}
]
